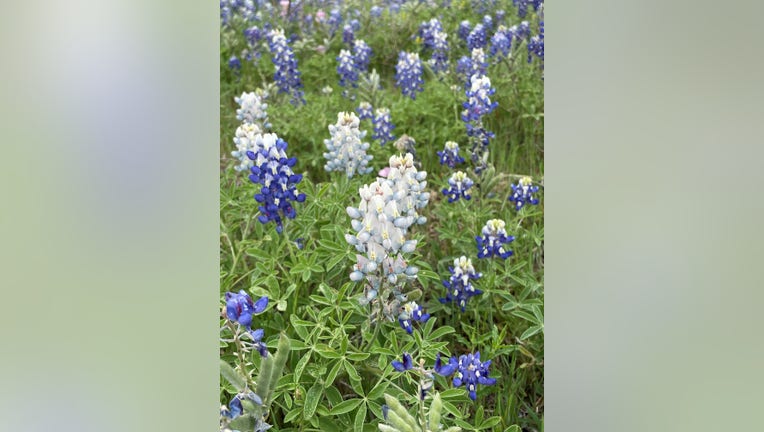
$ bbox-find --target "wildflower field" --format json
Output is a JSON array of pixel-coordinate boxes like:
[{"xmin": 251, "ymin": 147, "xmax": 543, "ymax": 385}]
[{"xmin": 219, "ymin": 1, "xmax": 544, "ymax": 431}]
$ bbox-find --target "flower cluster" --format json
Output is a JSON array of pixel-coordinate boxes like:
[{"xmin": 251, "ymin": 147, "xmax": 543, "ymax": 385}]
[
  {"xmin": 418, "ymin": 18, "xmax": 444, "ymax": 49},
  {"xmin": 458, "ymin": 20, "xmax": 471, "ymax": 42},
  {"xmin": 467, "ymin": 23, "xmax": 487, "ymax": 50},
  {"xmin": 437, "ymin": 141, "xmax": 466, "ymax": 168},
  {"xmin": 356, "ymin": 101, "xmax": 373, "ymax": 120},
  {"xmin": 514, "ymin": 0, "xmax": 543, "ymax": 18},
  {"xmin": 228, "ymin": 55, "xmax": 241, "ymax": 72},
  {"xmin": 353, "ymin": 39, "xmax": 372, "ymax": 73},
  {"xmin": 246, "ymin": 133, "xmax": 306, "ymax": 234},
  {"xmin": 345, "ymin": 154, "xmax": 430, "ymax": 325},
  {"xmin": 235, "ymin": 91, "xmax": 270, "ymax": 127},
  {"xmin": 462, "ymin": 74, "xmax": 497, "ymax": 173},
  {"xmin": 391, "ymin": 352, "xmax": 413, "ymax": 372},
  {"xmin": 489, "ymin": 25, "xmax": 513, "ymax": 59},
  {"xmin": 453, "ymin": 352, "xmax": 497, "ymax": 400},
  {"xmin": 398, "ymin": 301, "xmax": 430, "ymax": 334},
  {"xmin": 224, "ymin": 291, "xmax": 269, "ymax": 357},
  {"xmin": 372, "ymin": 108, "xmax": 396, "ymax": 145},
  {"xmin": 476, "ymin": 219, "xmax": 514, "ymax": 259},
  {"xmin": 442, "ymin": 171, "xmax": 474, "ymax": 203},
  {"xmin": 342, "ymin": 23, "xmax": 355, "ymax": 46},
  {"xmin": 336, "ymin": 49, "xmax": 359, "ymax": 90},
  {"xmin": 440, "ymin": 256, "xmax": 482, "ymax": 311},
  {"xmin": 394, "ymin": 51, "xmax": 424, "ymax": 100},
  {"xmin": 323, "ymin": 112, "xmax": 373, "ymax": 178},
  {"xmin": 528, "ymin": 19, "xmax": 544, "ymax": 70},
  {"xmin": 231, "ymin": 123, "xmax": 262, "ymax": 172},
  {"xmin": 418, "ymin": 18, "xmax": 450, "ymax": 74},
  {"xmin": 328, "ymin": 8, "xmax": 342, "ymax": 36},
  {"xmin": 508, "ymin": 176, "xmax": 540, "ymax": 210},
  {"xmin": 266, "ymin": 29, "xmax": 305, "ymax": 105}
]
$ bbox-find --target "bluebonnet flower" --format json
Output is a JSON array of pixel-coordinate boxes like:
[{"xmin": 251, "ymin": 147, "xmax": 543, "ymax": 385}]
[
  {"xmin": 224, "ymin": 290, "xmax": 268, "ymax": 330},
  {"xmin": 418, "ymin": 18, "xmax": 444, "ymax": 50},
  {"xmin": 323, "ymin": 112, "xmax": 373, "ymax": 178},
  {"xmin": 398, "ymin": 301, "xmax": 430, "ymax": 334},
  {"xmin": 346, "ymin": 153, "xmax": 430, "ymax": 306},
  {"xmin": 438, "ymin": 141, "xmax": 465, "ymax": 168},
  {"xmin": 516, "ymin": 21, "xmax": 531, "ymax": 40},
  {"xmin": 458, "ymin": 20, "xmax": 471, "ymax": 42},
  {"xmin": 456, "ymin": 55, "xmax": 473, "ymax": 80},
  {"xmin": 508, "ymin": 176, "xmax": 540, "ymax": 210},
  {"xmin": 353, "ymin": 39, "xmax": 372, "ymax": 73},
  {"xmin": 228, "ymin": 55, "xmax": 241, "ymax": 72},
  {"xmin": 221, "ymin": 392, "xmax": 263, "ymax": 419},
  {"xmin": 442, "ymin": 171, "xmax": 474, "ymax": 203},
  {"xmin": 372, "ymin": 108, "xmax": 396, "ymax": 145},
  {"xmin": 235, "ymin": 91, "xmax": 270, "ymax": 128},
  {"xmin": 395, "ymin": 51, "xmax": 424, "ymax": 100},
  {"xmin": 391, "ymin": 352, "xmax": 414, "ymax": 371},
  {"xmin": 243, "ymin": 26, "xmax": 264, "ymax": 47},
  {"xmin": 328, "ymin": 7, "xmax": 342, "ymax": 36},
  {"xmin": 490, "ymin": 25, "xmax": 512, "ymax": 59},
  {"xmin": 528, "ymin": 20, "xmax": 544, "ymax": 69},
  {"xmin": 356, "ymin": 101, "xmax": 373, "ymax": 120},
  {"xmin": 342, "ymin": 23, "xmax": 355, "ymax": 46},
  {"xmin": 495, "ymin": 9, "xmax": 506, "ymax": 23},
  {"xmin": 232, "ymin": 123, "xmax": 262, "ymax": 172},
  {"xmin": 453, "ymin": 352, "xmax": 497, "ymax": 400},
  {"xmin": 514, "ymin": 0, "xmax": 530, "ymax": 18},
  {"xmin": 434, "ymin": 353, "xmax": 458, "ymax": 376},
  {"xmin": 266, "ymin": 29, "xmax": 305, "ymax": 105},
  {"xmin": 370, "ymin": 5, "xmax": 383, "ymax": 18},
  {"xmin": 462, "ymin": 74, "xmax": 498, "ymax": 122},
  {"xmin": 428, "ymin": 30, "xmax": 450, "ymax": 74},
  {"xmin": 467, "ymin": 23, "xmax": 487, "ymax": 50},
  {"xmin": 440, "ymin": 256, "xmax": 482, "ymax": 311},
  {"xmin": 476, "ymin": 219, "xmax": 514, "ymax": 259},
  {"xmin": 336, "ymin": 49, "xmax": 359, "ymax": 90},
  {"xmin": 482, "ymin": 15, "xmax": 493, "ymax": 31},
  {"xmin": 246, "ymin": 133, "xmax": 306, "ymax": 234}
]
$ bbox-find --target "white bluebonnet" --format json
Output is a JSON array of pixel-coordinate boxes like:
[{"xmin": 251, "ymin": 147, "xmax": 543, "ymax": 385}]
[
  {"xmin": 345, "ymin": 154, "xmax": 430, "ymax": 326},
  {"xmin": 442, "ymin": 171, "xmax": 474, "ymax": 203},
  {"xmin": 508, "ymin": 176, "xmax": 540, "ymax": 210},
  {"xmin": 323, "ymin": 112, "xmax": 374, "ymax": 178},
  {"xmin": 231, "ymin": 123, "xmax": 263, "ymax": 172},
  {"xmin": 440, "ymin": 256, "xmax": 483, "ymax": 312},
  {"xmin": 476, "ymin": 219, "xmax": 514, "ymax": 259},
  {"xmin": 235, "ymin": 91, "xmax": 270, "ymax": 128}
]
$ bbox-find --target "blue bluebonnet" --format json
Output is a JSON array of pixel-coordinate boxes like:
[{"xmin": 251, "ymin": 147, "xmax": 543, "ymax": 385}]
[
  {"xmin": 246, "ymin": 133, "xmax": 306, "ymax": 234},
  {"xmin": 516, "ymin": 21, "xmax": 531, "ymax": 40},
  {"xmin": 328, "ymin": 7, "xmax": 342, "ymax": 36},
  {"xmin": 395, "ymin": 51, "xmax": 424, "ymax": 100},
  {"xmin": 266, "ymin": 29, "xmax": 305, "ymax": 105},
  {"xmin": 336, "ymin": 49, "xmax": 359, "ymax": 90},
  {"xmin": 442, "ymin": 171, "xmax": 474, "ymax": 203},
  {"xmin": 356, "ymin": 101, "xmax": 373, "ymax": 120},
  {"xmin": 244, "ymin": 26, "xmax": 264, "ymax": 46},
  {"xmin": 453, "ymin": 352, "xmax": 497, "ymax": 400},
  {"xmin": 221, "ymin": 392, "xmax": 263, "ymax": 419},
  {"xmin": 508, "ymin": 176, "xmax": 540, "ymax": 210},
  {"xmin": 391, "ymin": 352, "xmax": 414, "ymax": 371},
  {"xmin": 323, "ymin": 112, "xmax": 373, "ymax": 178},
  {"xmin": 440, "ymin": 256, "xmax": 482, "ymax": 311},
  {"xmin": 476, "ymin": 219, "xmax": 514, "ymax": 259},
  {"xmin": 353, "ymin": 39, "xmax": 372, "ymax": 73},
  {"xmin": 437, "ymin": 141, "xmax": 465, "ymax": 168},
  {"xmin": 456, "ymin": 55, "xmax": 473, "ymax": 80},
  {"xmin": 528, "ymin": 20, "xmax": 544, "ymax": 69},
  {"xmin": 482, "ymin": 15, "xmax": 493, "ymax": 31},
  {"xmin": 462, "ymin": 74, "xmax": 498, "ymax": 122},
  {"xmin": 495, "ymin": 9, "xmax": 506, "ymax": 23},
  {"xmin": 418, "ymin": 18, "xmax": 444, "ymax": 50},
  {"xmin": 434, "ymin": 353, "xmax": 458, "ymax": 376},
  {"xmin": 489, "ymin": 26, "xmax": 512, "ymax": 59},
  {"xmin": 228, "ymin": 55, "xmax": 241, "ymax": 71},
  {"xmin": 398, "ymin": 301, "xmax": 430, "ymax": 334},
  {"xmin": 370, "ymin": 5, "xmax": 383, "ymax": 18},
  {"xmin": 514, "ymin": 0, "xmax": 530, "ymax": 18},
  {"xmin": 467, "ymin": 23, "xmax": 487, "ymax": 50},
  {"xmin": 342, "ymin": 23, "xmax": 355, "ymax": 46},
  {"xmin": 458, "ymin": 20, "xmax": 471, "ymax": 42},
  {"xmin": 372, "ymin": 108, "xmax": 396, "ymax": 145},
  {"xmin": 428, "ymin": 30, "xmax": 450, "ymax": 74},
  {"xmin": 225, "ymin": 290, "xmax": 268, "ymax": 329}
]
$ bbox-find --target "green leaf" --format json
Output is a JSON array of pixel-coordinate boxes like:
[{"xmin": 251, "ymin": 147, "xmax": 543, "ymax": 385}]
[
  {"xmin": 520, "ymin": 325, "xmax": 543, "ymax": 340},
  {"xmin": 303, "ymin": 381, "xmax": 322, "ymax": 419},
  {"xmin": 227, "ymin": 415, "xmax": 255, "ymax": 430},
  {"xmin": 325, "ymin": 360, "xmax": 344, "ymax": 388},
  {"xmin": 354, "ymin": 401, "xmax": 367, "ymax": 432},
  {"xmin": 504, "ymin": 426, "xmax": 522, "ymax": 432},
  {"xmin": 478, "ymin": 416, "xmax": 502, "ymax": 430},
  {"xmin": 511, "ymin": 310, "xmax": 539, "ymax": 325},
  {"xmin": 329, "ymin": 398, "xmax": 363, "ymax": 415},
  {"xmin": 367, "ymin": 380, "xmax": 390, "ymax": 400},
  {"xmin": 428, "ymin": 325, "xmax": 456, "ymax": 340},
  {"xmin": 220, "ymin": 360, "xmax": 247, "ymax": 391},
  {"xmin": 346, "ymin": 352, "xmax": 371, "ymax": 361}
]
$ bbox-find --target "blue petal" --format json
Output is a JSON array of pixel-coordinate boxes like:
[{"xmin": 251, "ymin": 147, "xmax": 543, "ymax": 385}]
[
  {"xmin": 250, "ymin": 328, "xmax": 264, "ymax": 342},
  {"xmin": 252, "ymin": 296, "xmax": 269, "ymax": 313}
]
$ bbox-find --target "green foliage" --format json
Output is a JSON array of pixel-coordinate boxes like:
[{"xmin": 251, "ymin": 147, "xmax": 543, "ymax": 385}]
[{"xmin": 221, "ymin": 1, "xmax": 543, "ymax": 431}]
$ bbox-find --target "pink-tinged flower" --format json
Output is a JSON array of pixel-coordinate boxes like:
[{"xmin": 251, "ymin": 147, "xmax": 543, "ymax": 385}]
[
  {"xmin": 280, "ymin": 0, "xmax": 289, "ymax": 17},
  {"xmin": 316, "ymin": 45, "xmax": 327, "ymax": 54},
  {"xmin": 316, "ymin": 9, "xmax": 326, "ymax": 23},
  {"xmin": 378, "ymin": 167, "xmax": 391, "ymax": 178}
]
